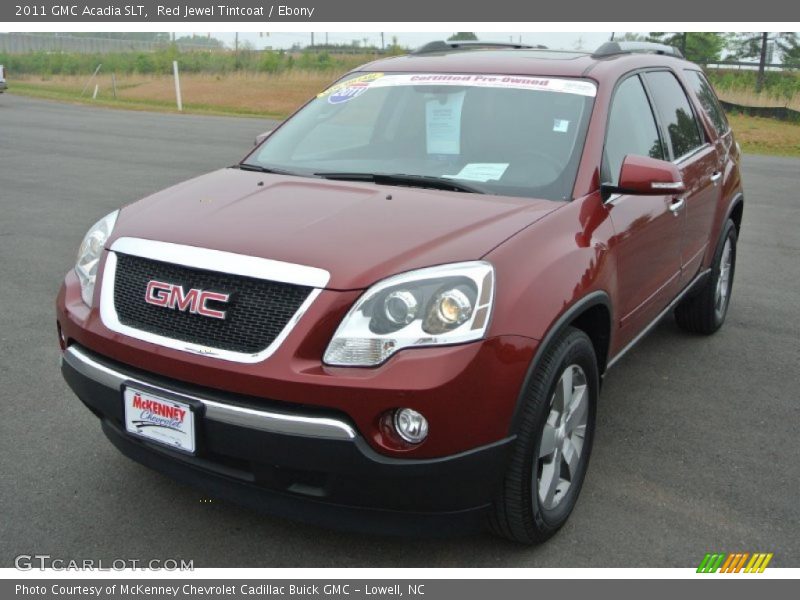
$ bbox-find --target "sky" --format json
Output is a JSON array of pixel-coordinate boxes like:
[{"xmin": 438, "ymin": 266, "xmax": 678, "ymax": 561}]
[{"xmin": 211, "ymin": 32, "xmax": 615, "ymax": 51}]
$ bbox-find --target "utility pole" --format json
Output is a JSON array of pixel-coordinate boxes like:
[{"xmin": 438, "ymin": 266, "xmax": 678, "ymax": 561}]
[
  {"xmin": 172, "ymin": 61, "xmax": 183, "ymax": 112},
  {"xmin": 234, "ymin": 32, "xmax": 239, "ymax": 69},
  {"xmin": 311, "ymin": 32, "xmax": 314, "ymax": 48},
  {"xmin": 756, "ymin": 32, "xmax": 769, "ymax": 93},
  {"xmin": 381, "ymin": 32, "xmax": 385, "ymax": 51}
]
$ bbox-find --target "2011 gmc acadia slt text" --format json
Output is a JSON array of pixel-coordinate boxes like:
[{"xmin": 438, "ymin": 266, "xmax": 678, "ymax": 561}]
[{"xmin": 57, "ymin": 41, "xmax": 744, "ymax": 543}]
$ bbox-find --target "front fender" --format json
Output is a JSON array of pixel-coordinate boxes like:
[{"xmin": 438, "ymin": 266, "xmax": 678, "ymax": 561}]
[
  {"xmin": 485, "ymin": 193, "xmax": 617, "ymax": 343},
  {"xmin": 484, "ymin": 193, "xmax": 618, "ymax": 434}
]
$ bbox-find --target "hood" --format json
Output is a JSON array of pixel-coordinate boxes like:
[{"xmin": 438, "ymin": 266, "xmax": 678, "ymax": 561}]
[{"xmin": 111, "ymin": 168, "xmax": 559, "ymax": 290}]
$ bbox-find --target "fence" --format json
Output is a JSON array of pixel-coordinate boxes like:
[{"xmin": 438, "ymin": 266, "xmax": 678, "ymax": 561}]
[
  {"xmin": 706, "ymin": 60, "xmax": 790, "ymax": 72},
  {"xmin": 720, "ymin": 100, "xmax": 800, "ymax": 122},
  {"xmin": 0, "ymin": 33, "xmax": 216, "ymax": 54}
]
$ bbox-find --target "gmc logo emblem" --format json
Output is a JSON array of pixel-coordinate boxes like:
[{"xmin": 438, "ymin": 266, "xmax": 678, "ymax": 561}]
[{"xmin": 145, "ymin": 280, "xmax": 230, "ymax": 320}]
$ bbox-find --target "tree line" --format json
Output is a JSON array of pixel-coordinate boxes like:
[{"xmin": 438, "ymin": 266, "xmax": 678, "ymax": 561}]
[{"xmin": 619, "ymin": 33, "xmax": 799, "ymax": 91}]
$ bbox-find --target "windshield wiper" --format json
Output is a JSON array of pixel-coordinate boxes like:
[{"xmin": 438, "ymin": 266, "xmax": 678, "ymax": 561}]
[
  {"xmin": 314, "ymin": 172, "xmax": 487, "ymax": 194},
  {"xmin": 234, "ymin": 163, "xmax": 299, "ymax": 176}
]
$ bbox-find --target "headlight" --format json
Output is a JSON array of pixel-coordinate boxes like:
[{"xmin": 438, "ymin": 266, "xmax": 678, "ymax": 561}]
[
  {"xmin": 75, "ymin": 210, "xmax": 119, "ymax": 306},
  {"xmin": 323, "ymin": 261, "xmax": 494, "ymax": 366}
]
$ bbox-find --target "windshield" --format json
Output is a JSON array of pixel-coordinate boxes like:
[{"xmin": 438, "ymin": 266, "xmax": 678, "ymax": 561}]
[{"xmin": 245, "ymin": 72, "xmax": 596, "ymax": 201}]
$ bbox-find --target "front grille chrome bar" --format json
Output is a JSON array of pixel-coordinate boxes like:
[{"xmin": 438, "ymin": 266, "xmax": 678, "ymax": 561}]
[{"xmin": 63, "ymin": 345, "xmax": 357, "ymax": 441}]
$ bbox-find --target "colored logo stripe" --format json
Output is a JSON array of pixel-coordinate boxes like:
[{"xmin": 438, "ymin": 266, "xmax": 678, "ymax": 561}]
[
  {"xmin": 720, "ymin": 553, "xmax": 748, "ymax": 573},
  {"xmin": 697, "ymin": 553, "xmax": 726, "ymax": 573},
  {"xmin": 697, "ymin": 552, "xmax": 773, "ymax": 573},
  {"xmin": 745, "ymin": 553, "xmax": 773, "ymax": 573}
]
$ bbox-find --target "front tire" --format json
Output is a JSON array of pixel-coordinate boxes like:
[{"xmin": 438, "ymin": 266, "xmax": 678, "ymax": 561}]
[
  {"xmin": 675, "ymin": 219, "xmax": 737, "ymax": 335},
  {"xmin": 489, "ymin": 327, "xmax": 598, "ymax": 544}
]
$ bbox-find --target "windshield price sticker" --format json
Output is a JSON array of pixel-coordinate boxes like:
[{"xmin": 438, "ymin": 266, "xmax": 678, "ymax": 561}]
[
  {"xmin": 426, "ymin": 91, "xmax": 466, "ymax": 155},
  {"xmin": 445, "ymin": 163, "xmax": 510, "ymax": 182},
  {"xmin": 318, "ymin": 72, "xmax": 385, "ymax": 101}
]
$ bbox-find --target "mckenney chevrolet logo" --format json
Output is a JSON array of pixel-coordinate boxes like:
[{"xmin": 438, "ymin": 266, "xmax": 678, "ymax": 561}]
[
  {"xmin": 130, "ymin": 393, "xmax": 187, "ymax": 433},
  {"xmin": 697, "ymin": 552, "xmax": 774, "ymax": 573},
  {"xmin": 145, "ymin": 280, "xmax": 230, "ymax": 319}
]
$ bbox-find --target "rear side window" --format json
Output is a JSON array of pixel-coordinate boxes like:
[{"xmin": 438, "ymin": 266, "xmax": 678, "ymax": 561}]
[
  {"xmin": 603, "ymin": 75, "xmax": 663, "ymax": 185},
  {"xmin": 643, "ymin": 71, "xmax": 704, "ymax": 160},
  {"xmin": 685, "ymin": 70, "xmax": 729, "ymax": 135}
]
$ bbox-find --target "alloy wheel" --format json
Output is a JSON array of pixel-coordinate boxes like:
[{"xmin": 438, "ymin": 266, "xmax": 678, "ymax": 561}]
[
  {"xmin": 535, "ymin": 364, "xmax": 589, "ymax": 510},
  {"xmin": 715, "ymin": 237, "xmax": 733, "ymax": 318}
]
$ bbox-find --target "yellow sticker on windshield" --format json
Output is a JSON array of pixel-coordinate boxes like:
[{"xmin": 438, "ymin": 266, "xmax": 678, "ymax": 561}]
[{"xmin": 317, "ymin": 73, "xmax": 385, "ymax": 102}]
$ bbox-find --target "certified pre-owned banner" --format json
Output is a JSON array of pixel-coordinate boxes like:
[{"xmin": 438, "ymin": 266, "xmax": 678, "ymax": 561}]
[{"xmin": 4, "ymin": 0, "xmax": 800, "ymax": 22}]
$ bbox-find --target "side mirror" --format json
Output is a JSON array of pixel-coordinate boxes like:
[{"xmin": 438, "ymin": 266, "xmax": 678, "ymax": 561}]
[
  {"xmin": 601, "ymin": 155, "xmax": 685, "ymax": 198},
  {"xmin": 254, "ymin": 130, "xmax": 273, "ymax": 146}
]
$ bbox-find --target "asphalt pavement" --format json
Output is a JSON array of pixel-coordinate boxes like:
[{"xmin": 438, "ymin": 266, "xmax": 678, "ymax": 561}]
[{"xmin": 0, "ymin": 94, "xmax": 798, "ymax": 567}]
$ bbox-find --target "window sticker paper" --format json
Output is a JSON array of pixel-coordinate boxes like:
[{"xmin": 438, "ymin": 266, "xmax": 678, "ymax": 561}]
[
  {"xmin": 553, "ymin": 119, "xmax": 570, "ymax": 133},
  {"xmin": 426, "ymin": 91, "xmax": 466, "ymax": 155},
  {"xmin": 445, "ymin": 163, "xmax": 509, "ymax": 182}
]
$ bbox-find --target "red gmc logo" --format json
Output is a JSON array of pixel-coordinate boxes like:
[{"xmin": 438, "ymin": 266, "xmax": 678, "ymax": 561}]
[{"xmin": 145, "ymin": 280, "xmax": 230, "ymax": 320}]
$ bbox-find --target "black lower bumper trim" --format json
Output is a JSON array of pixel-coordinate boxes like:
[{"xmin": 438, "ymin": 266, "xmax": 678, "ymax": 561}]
[
  {"xmin": 102, "ymin": 419, "xmax": 489, "ymax": 536},
  {"xmin": 62, "ymin": 344, "xmax": 515, "ymax": 535}
]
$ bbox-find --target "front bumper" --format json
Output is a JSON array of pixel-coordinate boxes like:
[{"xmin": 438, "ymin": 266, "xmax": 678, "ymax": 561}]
[
  {"xmin": 62, "ymin": 344, "xmax": 515, "ymax": 534},
  {"xmin": 58, "ymin": 268, "xmax": 536, "ymax": 459}
]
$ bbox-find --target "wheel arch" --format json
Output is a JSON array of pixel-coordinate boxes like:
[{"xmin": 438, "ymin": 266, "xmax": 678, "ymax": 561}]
[
  {"xmin": 508, "ymin": 291, "xmax": 612, "ymax": 435},
  {"xmin": 727, "ymin": 191, "xmax": 745, "ymax": 234}
]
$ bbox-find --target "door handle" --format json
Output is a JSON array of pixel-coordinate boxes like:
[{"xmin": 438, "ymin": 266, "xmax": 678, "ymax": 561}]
[
  {"xmin": 710, "ymin": 171, "xmax": 722, "ymax": 185},
  {"xmin": 668, "ymin": 196, "xmax": 685, "ymax": 215}
]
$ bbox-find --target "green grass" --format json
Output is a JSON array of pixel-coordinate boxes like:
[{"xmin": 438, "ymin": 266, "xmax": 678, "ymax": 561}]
[
  {"xmin": 8, "ymin": 82, "xmax": 283, "ymax": 119},
  {"xmin": 727, "ymin": 113, "xmax": 800, "ymax": 157},
  {"xmin": 0, "ymin": 48, "xmax": 374, "ymax": 77}
]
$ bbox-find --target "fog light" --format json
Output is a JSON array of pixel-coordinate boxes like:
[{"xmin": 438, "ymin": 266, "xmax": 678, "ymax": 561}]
[{"xmin": 394, "ymin": 408, "xmax": 429, "ymax": 444}]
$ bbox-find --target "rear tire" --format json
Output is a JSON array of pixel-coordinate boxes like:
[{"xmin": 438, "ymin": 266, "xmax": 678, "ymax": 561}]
[
  {"xmin": 675, "ymin": 219, "xmax": 737, "ymax": 335},
  {"xmin": 489, "ymin": 327, "xmax": 598, "ymax": 544}
]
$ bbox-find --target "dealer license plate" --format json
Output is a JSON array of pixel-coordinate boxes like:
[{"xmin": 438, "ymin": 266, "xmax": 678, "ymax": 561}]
[{"xmin": 123, "ymin": 386, "xmax": 196, "ymax": 454}]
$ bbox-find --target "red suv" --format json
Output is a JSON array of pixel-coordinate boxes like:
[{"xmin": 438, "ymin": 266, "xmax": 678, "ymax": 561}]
[{"xmin": 57, "ymin": 41, "xmax": 743, "ymax": 544}]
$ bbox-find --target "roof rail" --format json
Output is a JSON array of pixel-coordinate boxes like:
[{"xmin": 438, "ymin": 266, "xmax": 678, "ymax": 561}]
[
  {"xmin": 592, "ymin": 41, "xmax": 684, "ymax": 59},
  {"xmin": 412, "ymin": 41, "xmax": 546, "ymax": 55}
]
